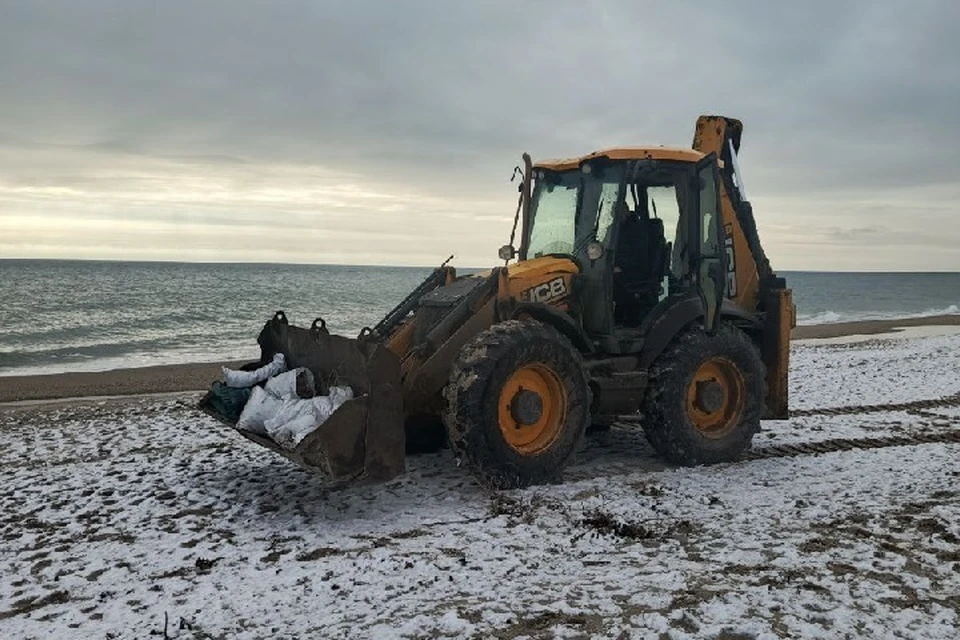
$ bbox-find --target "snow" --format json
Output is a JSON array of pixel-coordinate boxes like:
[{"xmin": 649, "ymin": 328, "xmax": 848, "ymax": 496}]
[{"xmin": 1, "ymin": 332, "xmax": 959, "ymax": 639}]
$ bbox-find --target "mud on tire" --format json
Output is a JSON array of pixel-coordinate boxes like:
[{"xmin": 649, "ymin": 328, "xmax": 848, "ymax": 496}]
[
  {"xmin": 443, "ymin": 320, "xmax": 590, "ymax": 489},
  {"xmin": 641, "ymin": 323, "xmax": 767, "ymax": 466}
]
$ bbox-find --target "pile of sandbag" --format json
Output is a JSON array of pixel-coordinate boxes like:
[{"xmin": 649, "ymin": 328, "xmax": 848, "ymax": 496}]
[{"xmin": 220, "ymin": 355, "xmax": 354, "ymax": 450}]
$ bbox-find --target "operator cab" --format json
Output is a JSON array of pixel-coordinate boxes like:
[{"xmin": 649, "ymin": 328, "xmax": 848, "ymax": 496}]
[{"xmin": 520, "ymin": 147, "xmax": 725, "ymax": 353}]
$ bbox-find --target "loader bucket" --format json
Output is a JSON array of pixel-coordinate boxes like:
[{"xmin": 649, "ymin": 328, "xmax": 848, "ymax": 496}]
[{"xmin": 199, "ymin": 312, "xmax": 406, "ymax": 487}]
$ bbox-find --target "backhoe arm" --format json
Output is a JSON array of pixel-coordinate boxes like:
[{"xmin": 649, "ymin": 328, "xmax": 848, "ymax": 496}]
[{"xmin": 693, "ymin": 115, "xmax": 792, "ymax": 419}]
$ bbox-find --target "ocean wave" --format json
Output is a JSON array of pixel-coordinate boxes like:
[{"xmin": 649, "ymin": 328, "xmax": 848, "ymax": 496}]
[
  {"xmin": 0, "ymin": 345, "xmax": 260, "ymax": 377},
  {"xmin": 797, "ymin": 305, "xmax": 959, "ymax": 326}
]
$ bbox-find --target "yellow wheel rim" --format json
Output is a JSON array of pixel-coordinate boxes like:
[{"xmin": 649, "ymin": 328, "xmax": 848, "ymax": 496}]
[
  {"xmin": 498, "ymin": 363, "xmax": 567, "ymax": 455},
  {"xmin": 685, "ymin": 357, "xmax": 746, "ymax": 438}
]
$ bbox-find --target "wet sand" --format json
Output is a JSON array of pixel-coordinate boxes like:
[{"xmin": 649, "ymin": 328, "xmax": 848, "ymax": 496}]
[
  {"xmin": 0, "ymin": 360, "xmax": 246, "ymax": 404},
  {"xmin": 791, "ymin": 314, "xmax": 960, "ymax": 339},
  {"xmin": 1, "ymin": 315, "xmax": 958, "ymax": 403}
]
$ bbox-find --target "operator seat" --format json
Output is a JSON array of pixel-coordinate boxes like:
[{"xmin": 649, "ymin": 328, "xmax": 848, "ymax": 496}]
[{"xmin": 613, "ymin": 194, "xmax": 668, "ymax": 326}]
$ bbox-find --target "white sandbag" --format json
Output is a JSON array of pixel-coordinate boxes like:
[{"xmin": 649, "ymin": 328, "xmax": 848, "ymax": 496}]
[
  {"xmin": 222, "ymin": 353, "xmax": 286, "ymax": 388},
  {"xmin": 265, "ymin": 386, "xmax": 357, "ymax": 450},
  {"xmin": 234, "ymin": 362, "xmax": 356, "ymax": 449},
  {"xmin": 263, "ymin": 369, "xmax": 299, "ymax": 398},
  {"xmin": 327, "ymin": 386, "xmax": 354, "ymax": 409},
  {"xmin": 263, "ymin": 396, "xmax": 317, "ymax": 435},
  {"xmin": 269, "ymin": 413, "xmax": 319, "ymax": 449},
  {"xmin": 311, "ymin": 395, "xmax": 332, "ymax": 416},
  {"xmin": 264, "ymin": 367, "xmax": 316, "ymax": 399},
  {"xmin": 308, "ymin": 386, "xmax": 354, "ymax": 422},
  {"xmin": 281, "ymin": 387, "xmax": 352, "ymax": 448},
  {"xmin": 235, "ymin": 386, "xmax": 283, "ymax": 435}
]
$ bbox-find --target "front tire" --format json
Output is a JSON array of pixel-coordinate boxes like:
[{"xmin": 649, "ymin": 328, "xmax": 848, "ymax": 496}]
[
  {"xmin": 641, "ymin": 323, "xmax": 766, "ymax": 465},
  {"xmin": 443, "ymin": 320, "xmax": 590, "ymax": 488}
]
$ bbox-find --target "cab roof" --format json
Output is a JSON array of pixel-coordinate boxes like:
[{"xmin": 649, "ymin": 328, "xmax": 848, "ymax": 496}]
[{"xmin": 533, "ymin": 146, "xmax": 704, "ymax": 172}]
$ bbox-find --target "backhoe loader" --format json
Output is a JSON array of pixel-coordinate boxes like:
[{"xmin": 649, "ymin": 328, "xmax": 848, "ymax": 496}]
[{"xmin": 199, "ymin": 115, "xmax": 794, "ymax": 489}]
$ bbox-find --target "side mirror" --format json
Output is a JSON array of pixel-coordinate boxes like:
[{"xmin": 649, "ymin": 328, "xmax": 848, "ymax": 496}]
[{"xmin": 498, "ymin": 245, "xmax": 516, "ymax": 261}]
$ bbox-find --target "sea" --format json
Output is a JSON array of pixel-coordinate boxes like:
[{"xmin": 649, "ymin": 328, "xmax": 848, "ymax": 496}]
[{"xmin": 1, "ymin": 260, "xmax": 958, "ymax": 376}]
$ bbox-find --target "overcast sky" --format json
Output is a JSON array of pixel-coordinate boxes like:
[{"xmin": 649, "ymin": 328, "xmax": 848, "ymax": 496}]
[{"xmin": 1, "ymin": 1, "xmax": 958, "ymax": 270}]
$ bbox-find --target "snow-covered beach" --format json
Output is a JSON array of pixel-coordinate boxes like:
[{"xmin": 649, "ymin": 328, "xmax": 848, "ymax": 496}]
[{"xmin": 2, "ymin": 328, "xmax": 959, "ymax": 639}]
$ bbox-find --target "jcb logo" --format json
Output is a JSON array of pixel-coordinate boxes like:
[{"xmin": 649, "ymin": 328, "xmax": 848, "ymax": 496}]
[
  {"xmin": 724, "ymin": 223, "xmax": 737, "ymax": 298},
  {"xmin": 522, "ymin": 276, "xmax": 568, "ymax": 303}
]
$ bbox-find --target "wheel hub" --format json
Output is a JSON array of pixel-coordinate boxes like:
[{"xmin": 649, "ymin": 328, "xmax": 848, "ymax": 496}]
[
  {"xmin": 510, "ymin": 389, "xmax": 544, "ymax": 426},
  {"xmin": 498, "ymin": 363, "xmax": 568, "ymax": 455},
  {"xmin": 685, "ymin": 357, "xmax": 746, "ymax": 439},
  {"xmin": 694, "ymin": 380, "xmax": 725, "ymax": 414}
]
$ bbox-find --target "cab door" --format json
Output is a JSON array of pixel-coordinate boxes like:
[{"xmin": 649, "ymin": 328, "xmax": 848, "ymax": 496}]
[{"xmin": 693, "ymin": 154, "xmax": 726, "ymax": 332}]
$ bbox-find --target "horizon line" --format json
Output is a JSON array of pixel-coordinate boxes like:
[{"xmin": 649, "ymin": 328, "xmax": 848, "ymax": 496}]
[{"xmin": 2, "ymin": 257, "xmax": 959, "ymax": 274}]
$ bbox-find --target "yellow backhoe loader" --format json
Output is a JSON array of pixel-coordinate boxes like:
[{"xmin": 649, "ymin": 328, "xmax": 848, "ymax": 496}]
[{"xmin": 200, "ymin": 115, "xmax": 794, "ymax": 489}]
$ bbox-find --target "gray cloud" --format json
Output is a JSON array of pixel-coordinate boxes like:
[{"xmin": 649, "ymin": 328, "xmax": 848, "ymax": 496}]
[{"xmin": 1, "ymin": 0, "xmax": 958, "ymax": 268}]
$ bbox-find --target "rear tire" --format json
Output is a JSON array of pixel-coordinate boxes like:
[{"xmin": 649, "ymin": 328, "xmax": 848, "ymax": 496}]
[
  {"xmin": 641, "ymin": 323, "xmax": 766, "ymax": 465},
  {"xmin": 443, "ymin": 320, "xmax": 590, "ymax": 489}
]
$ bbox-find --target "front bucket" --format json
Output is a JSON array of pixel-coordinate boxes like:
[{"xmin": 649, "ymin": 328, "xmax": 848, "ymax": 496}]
[{"xmin": 199, "ymin": 312, "xmax": 406, "ymax": 487}]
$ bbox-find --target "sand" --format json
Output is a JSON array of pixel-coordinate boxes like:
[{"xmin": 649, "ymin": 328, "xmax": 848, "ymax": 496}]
[
  {"xmin": 791, "ymin": 313, "xmax": 960, "ymax": 340},
  {"xmin": 1, "ymin": 315, "xmax": 958, "ymax": 403},
  {"xmin": 0, "ymin": 360, "xmax": 246, "ymax": 404}
]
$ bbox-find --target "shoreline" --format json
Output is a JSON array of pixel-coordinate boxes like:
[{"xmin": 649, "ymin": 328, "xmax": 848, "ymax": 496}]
[
  {"xmin": 791, "ymin": 313, "xmax": 960, "ymax": 339},
  {"xmin": 1, "ymin": 315, "xmax": 958, "ymax": 404},
  {"xmin": 0, "ymin": 360, "xmax": 246, "ymax": 404}
]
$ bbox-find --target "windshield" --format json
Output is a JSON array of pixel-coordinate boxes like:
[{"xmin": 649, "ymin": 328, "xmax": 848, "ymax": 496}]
[
  {"xmin": 526, "ymin": 166, "xmax": 623, "ymax": 259},
  {"xmin": 526, "ymin": 173, "xmax": 578, "ymax": 257}
]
